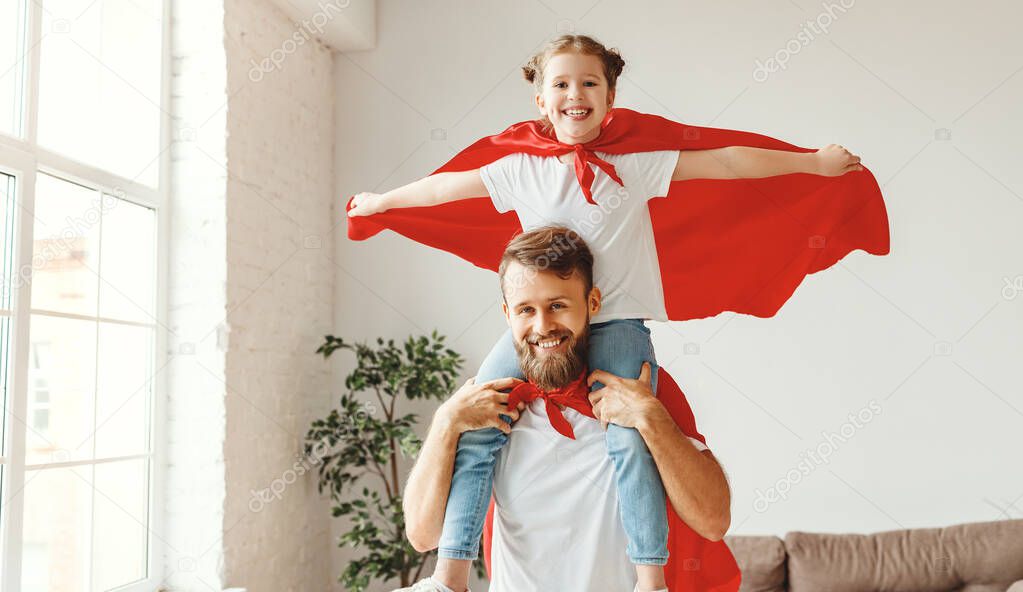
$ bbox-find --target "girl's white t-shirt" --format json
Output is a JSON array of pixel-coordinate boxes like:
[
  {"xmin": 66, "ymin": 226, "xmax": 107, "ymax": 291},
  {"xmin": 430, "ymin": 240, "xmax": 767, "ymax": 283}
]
[
  {"xmin": 488, "ymin": 402, "xmax": 708, "ymax": 591},
  {"xmin": 479, "ymin": 150, "xmax": 680, "ymax": 324}
]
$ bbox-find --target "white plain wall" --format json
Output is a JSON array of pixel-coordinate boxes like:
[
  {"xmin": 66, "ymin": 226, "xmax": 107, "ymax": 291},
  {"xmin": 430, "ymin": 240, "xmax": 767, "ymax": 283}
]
[{"xmin": 333, "ymin": 0, "xmax": 1023, "ymax": 588}]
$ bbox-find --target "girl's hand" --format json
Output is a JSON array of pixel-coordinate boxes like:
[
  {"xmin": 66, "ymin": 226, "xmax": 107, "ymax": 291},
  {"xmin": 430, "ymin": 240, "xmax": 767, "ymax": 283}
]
[
  {"xmin": 814, "ymin": 144, "xmax": 863, "ymax": 176},
  {"xmin": 347, "ymin": 192, "xmax": 388, "ymax": 217}
]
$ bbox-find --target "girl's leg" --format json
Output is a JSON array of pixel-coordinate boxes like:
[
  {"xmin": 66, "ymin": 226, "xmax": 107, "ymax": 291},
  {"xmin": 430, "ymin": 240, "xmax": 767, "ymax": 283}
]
[
  {"xmin": 588, "ymin": 319, "xmax": 669, "ymax": 575},
  {"xmin": 434, "ymin": 329, "xmax": 523, "ymax": 588}
]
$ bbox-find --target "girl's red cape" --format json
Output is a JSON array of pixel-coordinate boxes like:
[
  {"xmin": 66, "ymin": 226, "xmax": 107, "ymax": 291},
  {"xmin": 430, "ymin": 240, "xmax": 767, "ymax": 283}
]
[{"xmin": 346, "ymin": 108, "xmax": 889, "ymax": 321}]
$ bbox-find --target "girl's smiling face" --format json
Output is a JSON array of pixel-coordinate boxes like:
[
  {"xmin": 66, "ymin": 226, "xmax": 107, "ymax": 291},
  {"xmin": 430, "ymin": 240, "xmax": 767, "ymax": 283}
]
[{"xmin": 535, "ymin": 51, "xmax": 615, "ymax": 145}]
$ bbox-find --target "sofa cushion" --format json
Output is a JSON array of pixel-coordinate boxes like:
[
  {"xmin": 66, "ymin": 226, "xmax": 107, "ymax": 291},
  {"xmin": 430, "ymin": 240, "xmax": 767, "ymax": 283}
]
[
  {"xmin": 944, "ymin": 519, "xmax": 1023, "ymax": 589},
  {"xmin": 785, "ymin": 525, "xmax": 954, "ymax": 592},
  {"xmin": 785, "ymin": 519, "xmax": 1023, "ymax": 592},
  {"xmin": 724, "ymin": 535, "xmax": 786, "ymax": 592}
]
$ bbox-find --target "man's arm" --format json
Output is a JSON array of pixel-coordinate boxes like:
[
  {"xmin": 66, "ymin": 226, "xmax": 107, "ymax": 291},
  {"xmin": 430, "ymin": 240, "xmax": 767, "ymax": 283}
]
[
  {"xmin": 587, "ymin": 364, "xmax": 731, "ymax": 541},
  {"xmin": 636, "ymin": 405, "xmax": 731, "ymax": 541},
  {"xmin": 403, "ymin": 411, "xmax": 463, "ymax": 552},
  {"xmin": 403, "ymin": 376, "xmax": 524, "ymax": 552},
  {"xmin": 671, "ymin": 144, "xmax": 863, "ymax": 181}
]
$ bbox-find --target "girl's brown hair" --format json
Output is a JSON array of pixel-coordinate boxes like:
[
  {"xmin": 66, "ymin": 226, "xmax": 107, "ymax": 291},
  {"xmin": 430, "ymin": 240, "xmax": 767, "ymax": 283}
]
[{"xmin": 522, "ymin": 34, "xmax": 626, "ymax": 94}]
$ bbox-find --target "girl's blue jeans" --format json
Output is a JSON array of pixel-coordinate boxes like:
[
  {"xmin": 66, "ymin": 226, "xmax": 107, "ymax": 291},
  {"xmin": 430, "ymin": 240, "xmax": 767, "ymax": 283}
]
[{"xmin": 437, "ymin": 318, "xmax": 668, "ymax": 566}]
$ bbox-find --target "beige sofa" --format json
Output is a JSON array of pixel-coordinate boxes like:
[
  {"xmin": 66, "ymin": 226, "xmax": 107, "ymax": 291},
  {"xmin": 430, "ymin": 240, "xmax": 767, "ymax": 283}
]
[{"xmin": 724, "ymin": 518, "xmax": 1023, "ymax": 592}]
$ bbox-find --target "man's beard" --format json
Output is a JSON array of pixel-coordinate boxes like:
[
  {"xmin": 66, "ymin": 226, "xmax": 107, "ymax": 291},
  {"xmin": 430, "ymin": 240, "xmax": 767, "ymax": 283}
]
[{"xmin": 513, "ymin": 323, "xmax": 590, "ymax": 391}]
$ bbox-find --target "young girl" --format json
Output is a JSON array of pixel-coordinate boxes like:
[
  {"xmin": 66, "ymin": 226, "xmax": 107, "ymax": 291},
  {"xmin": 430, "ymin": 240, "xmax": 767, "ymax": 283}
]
[{"xmin": 349, "ymin": 35, "xmax": 866, "ymax": 592}]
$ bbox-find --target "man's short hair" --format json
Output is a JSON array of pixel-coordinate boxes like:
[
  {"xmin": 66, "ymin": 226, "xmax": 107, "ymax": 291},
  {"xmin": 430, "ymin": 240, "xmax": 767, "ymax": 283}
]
[{"xmin": 498, "ymin": 226, "xmax": 594, "ymax": 299}]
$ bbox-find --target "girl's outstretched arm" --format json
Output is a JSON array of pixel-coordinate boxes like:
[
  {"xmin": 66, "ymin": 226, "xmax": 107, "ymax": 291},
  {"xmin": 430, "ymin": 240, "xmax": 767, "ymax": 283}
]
[
  {"xmin": 671, "ymin": 144, "xmax": 863, "ymax": 182},
  {"xmin": 347, "ymin": 169, "xmax": 488, "ymax": 217}
]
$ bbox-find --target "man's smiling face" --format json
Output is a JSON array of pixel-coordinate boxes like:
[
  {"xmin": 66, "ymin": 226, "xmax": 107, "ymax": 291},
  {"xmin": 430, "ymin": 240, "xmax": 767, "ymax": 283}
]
[{"xmin": 501, "ymin": 260, "xmax": 601, "ymax": 390}]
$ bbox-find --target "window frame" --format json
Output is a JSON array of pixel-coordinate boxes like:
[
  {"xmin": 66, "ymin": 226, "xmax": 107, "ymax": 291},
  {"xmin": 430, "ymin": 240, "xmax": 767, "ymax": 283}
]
[{"xmin": 0, "ymin": 0, "xmax": 171, "ymax": 590}]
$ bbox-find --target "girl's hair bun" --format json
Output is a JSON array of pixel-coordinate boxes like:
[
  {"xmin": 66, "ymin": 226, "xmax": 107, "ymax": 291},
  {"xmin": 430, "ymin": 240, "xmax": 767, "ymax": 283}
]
[
  {"xmin": 523, "ymin": 34, "xmax": 627, "ymax": 92},
  {"xmin": 522, "ymin": 61, "xmax": 538, "ymax": 84},
  {"xmin": 606, "ymin": 48, "xmax": 625, "ymax": 80}
]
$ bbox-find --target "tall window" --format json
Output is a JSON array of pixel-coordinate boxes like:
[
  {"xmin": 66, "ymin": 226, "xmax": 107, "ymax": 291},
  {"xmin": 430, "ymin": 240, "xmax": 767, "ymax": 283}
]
[
  {"xmin": 0, "ymin": 1, "xmax": 167, "ymax": 590},
  {"xmin": 28, "ymin": 344, "xmax": 51, "ymax": 435}
]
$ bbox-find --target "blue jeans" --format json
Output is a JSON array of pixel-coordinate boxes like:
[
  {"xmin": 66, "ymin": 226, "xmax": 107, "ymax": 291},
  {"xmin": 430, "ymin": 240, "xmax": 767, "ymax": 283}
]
[{"xmin": 437, "ymin": 318, "xmax": 668, "ymax": 565}]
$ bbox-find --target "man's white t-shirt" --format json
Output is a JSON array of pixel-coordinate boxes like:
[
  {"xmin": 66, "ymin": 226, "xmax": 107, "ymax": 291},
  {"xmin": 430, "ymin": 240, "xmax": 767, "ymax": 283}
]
[
  {"xmin": 479, "ymin": 151, "xmax": 679, "ymax": 324},
  {"xmin": 489, "ymin": 401, "xmax": 708, "ymax": 591}
]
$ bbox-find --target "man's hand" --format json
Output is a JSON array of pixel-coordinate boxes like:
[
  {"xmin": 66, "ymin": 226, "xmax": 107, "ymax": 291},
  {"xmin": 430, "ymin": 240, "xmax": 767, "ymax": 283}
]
[
  {"xmin": 586, "ymin": 362, "xmax": 661, "ymax": 431},
  {"xmin": 403, "ymin": 375, "xmax": 524, "ymax": 553},
  {"xmin": 437, "ymin": 376, "xmax": 526, "ymax": 435},
  {"xmin": 813, "ymin": 144, "xmax": 863, "ymax": 176}
]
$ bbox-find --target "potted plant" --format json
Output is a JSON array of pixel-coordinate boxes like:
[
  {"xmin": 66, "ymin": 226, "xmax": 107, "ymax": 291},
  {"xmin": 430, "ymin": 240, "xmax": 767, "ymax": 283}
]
[{"xmin": 306, "ymin": 331, "xmax": 484, "ymax": 591}]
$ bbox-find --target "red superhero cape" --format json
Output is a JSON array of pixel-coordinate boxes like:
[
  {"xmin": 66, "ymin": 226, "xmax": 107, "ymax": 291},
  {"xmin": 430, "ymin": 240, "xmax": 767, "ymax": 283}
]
[
  {"xmin": 346, "ymin": 108, "xmax": 890, "ymax": 321},
  {"xmin": 481, "ymin": 367, "xmax": 742, "ymax": 591}
]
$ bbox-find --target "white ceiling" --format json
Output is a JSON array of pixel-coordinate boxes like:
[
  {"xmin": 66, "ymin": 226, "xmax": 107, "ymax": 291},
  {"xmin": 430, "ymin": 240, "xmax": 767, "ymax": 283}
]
[{"xmin": 269, "ymin": 0, "xmax": 376, "ymax": 51}]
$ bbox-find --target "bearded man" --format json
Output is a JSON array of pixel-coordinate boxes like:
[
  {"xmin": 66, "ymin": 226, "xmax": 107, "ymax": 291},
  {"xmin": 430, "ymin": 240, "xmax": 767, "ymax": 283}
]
[{"xmin": 400, "ymin": 226, "xmax": 732, "ymax": 592}]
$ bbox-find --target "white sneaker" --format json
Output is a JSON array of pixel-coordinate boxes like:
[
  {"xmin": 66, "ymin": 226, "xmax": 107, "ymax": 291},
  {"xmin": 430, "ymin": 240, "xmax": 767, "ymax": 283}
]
[{"xmin": 391, "ymin": 576, "xmax": 470, "ymax": 592}]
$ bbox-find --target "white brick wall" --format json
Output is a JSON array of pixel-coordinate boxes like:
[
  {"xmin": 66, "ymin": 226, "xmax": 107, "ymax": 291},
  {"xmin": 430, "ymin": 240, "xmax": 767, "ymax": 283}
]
[
  {"xmin": 167, "ymin": 0, "xmax": 336, "ymax": 589},
  {"xmin": 166, "ymin": 0, "xmax": 229, "ymax": 587},
  {"xmin": 222, "ymin": 0, "xmax": 335, "ymax": 589}
]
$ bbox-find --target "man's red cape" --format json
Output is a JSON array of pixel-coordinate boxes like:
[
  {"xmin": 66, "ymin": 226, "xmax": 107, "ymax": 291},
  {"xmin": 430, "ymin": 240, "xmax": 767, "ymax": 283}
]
[
  {"xmin": 346, "ymin": 108, "xmax": 890, "ymax": 321},
  {"xmin": 481, "ymin": 367, "xmax": 742, "ymax": 591}
]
